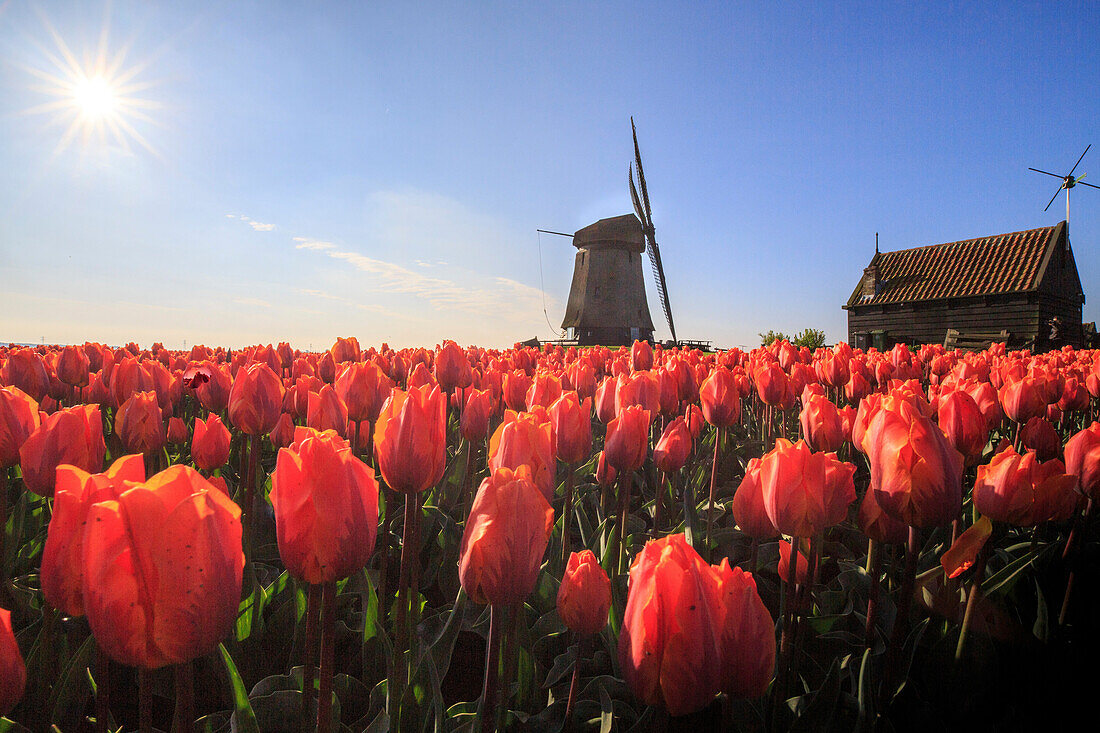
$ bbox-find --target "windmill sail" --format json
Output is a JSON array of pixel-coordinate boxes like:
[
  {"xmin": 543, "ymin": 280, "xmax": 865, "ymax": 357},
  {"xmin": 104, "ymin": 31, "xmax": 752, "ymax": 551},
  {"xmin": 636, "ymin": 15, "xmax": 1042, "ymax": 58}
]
[{"xmin": 631, "ymin": 118, "xmax": 677, "ymax": 343}]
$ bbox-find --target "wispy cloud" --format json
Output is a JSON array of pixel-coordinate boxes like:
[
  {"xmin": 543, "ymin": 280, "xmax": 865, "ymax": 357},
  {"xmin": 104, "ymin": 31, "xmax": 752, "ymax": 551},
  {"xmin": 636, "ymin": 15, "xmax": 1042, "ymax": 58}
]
[
  {"xmin": 293, "ymin": 236, "xmax": 336, "ymax": 251},
  {"xmin": 248, "ymin": 221, "xmax": 275, "ymax": 232},
  {"xmin": 233, "ymin": 297, "xmax": 273, "ymax": 308}
]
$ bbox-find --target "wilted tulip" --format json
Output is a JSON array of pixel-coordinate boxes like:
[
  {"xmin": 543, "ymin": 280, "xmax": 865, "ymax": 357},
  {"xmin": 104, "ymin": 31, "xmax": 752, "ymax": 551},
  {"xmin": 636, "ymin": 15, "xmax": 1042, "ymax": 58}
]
[
  {"xmin": 974, "ymin": 445, "xmax": 1077, "ymax": 526},
  {"xmin": 549, "ymin": 392, "xmax": 592, "ymax": 465},
  {"xmin": 488, "ymin": 410, "xmax": 555, "ymax": 501},
  {"xmin": 271, "ymin": 428, "xmax": 379, "ymax": 583},
  {"xmin": 0, "ymin": 386, "xmax": 39, "ymax": 469},
  {"xmin": 374, "ymin": 385, "xmax": 447, "ymax": 493},
  {"xmin": 82, "ymin": 466, "xmax": 244, "ymax": 668},
  {"xmin": 116, "ymin": 391, "xmax": 166, "ymax": 456},
  {"xmin": 42, "ymin": 454, "xmax": 145, "ymax": 616},
  {"xmin": 458, "ymin": 466, "xmax": 554, "ymax": 606},
  {"xmin": 20, "ymin": 404, "xmax": 105, "ymax": 496},
  {"xmin": 192, "ymin": 413, "xmax": 231, "ymax": 471},
  {"xmin": 605, "ymin": 405, "xmax": 650, "ymax": 473},
  {"xmin": 0, "ymin": 609, "xmax": 25, "ymax": 716},
  {"xmin": 557, "ymin": 549, "xmax": 611, "ymax": 635}
]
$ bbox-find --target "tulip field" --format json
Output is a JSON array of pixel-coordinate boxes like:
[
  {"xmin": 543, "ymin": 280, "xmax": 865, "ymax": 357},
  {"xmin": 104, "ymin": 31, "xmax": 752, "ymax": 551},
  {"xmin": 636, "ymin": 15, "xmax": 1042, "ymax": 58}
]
[{"xmin": 1, "ymin": 336, "xmax": 1099, "ymax": 731}]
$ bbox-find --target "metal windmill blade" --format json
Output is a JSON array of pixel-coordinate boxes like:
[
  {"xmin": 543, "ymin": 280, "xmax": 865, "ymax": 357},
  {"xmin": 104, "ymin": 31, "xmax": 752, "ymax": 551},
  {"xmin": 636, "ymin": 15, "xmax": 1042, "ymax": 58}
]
[
  {"xmin": 630, "ymin": 118, "xmax": 677, "ymax": 344},
  {"xmin": 1030, "ymin": 145, "xmax": 1097, "ymax": 220}
]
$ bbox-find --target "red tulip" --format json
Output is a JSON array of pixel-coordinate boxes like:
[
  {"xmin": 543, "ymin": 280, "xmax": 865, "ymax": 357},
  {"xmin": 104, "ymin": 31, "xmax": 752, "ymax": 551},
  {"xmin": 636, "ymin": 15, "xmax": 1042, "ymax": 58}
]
[
  {"xmin": 82, "ymin": 466, "xmax": 244, "ymax": 668},
  {"xmin": 330, "ymin": 336, "xmax": 361, "ymax": 364},
  {"xmin": 699, "ymin": 368, "xmax": 742, "ymax": 428},
  {"xmin": 858, "ymin": 485, "xmax": 909, "ymax": 544},
  {"xmin": 1, "ymin": 348, "xmax": 49, "ymax": 401},
  {"xmin": 228, "ymin": 362, "xmax": 284, "ymax": 435},
  {"xmin": 526, "ymin": 370, "xmax": 563, "ymax": 410},
  {"xmin": 374, "ymin": 385, "xmax": 447, "ymax": 493},
  {"xmin": 631, "ymin": 340, "xmax": 653, "ymax": 372},
  {"xmin": 271, "ymin": 427, "xmax": 379, "ymax": 583},
  {"xmin": 865, "ymin": 395, "xmax": 963, "ymax": 527},
  {"xmin": 731, "ymin": 458, "xmax": 778, "ymax": 539},
  {"xmin": 269, "ymin": 412, "xmax": 296, "ymax": 450},
  {"xmin": 937, "ymin": 389, "xmax": 988, "ymax": 467},
  {"xmin": 460, "ymin": 388, "xmax": 493, "ymax": 443},
  {"xmin": 20, "ymin": 404, "xmax": 105, "ymax": 497},
  {"xmin": 799, "ymin": 393, "xmax": 844, "ymax": 453},
  {"xmin": 502, "ymin": 370, "xmax": 532, "ymax": 411},
  {"xmin": 1065, "ymin": 422, "xmax": 1100, "ymax": 500},
  {"xmin": 605, "ymin": 405, "xmax": 650, "ymax": 474},
  {"xmin": 195, "ymin": 363, "xmax": 232, "ymax": 414},
  {"xmin": 615, "ymin": 371, "xmax": 660, "ymax": 417},
  {"xmin": 167, "ymin": 416, "xmax": 189, "ymax": 445},
  {"xmin": 758, "ymin": 438, "xmax": 852, "ymax": 537},
  {"xmin": 653, "ymin": 417, "xmax": 691, "ymax": 473},
  {"xmin": 753, "ymin": 362, "xmax": 794, "ymax": 409},
  {"xmin": 711, "ymin": 558, "xmax": 776, "ymax": 699},
  {"xmin": 57, "ymin": 344, "xmax": 90, "ymax": 388},
  {"xmin": 434, "ymin": 340, "xmax": 472, "ymax": 392},
  {"xmin": 596, "ymin": 451, "xmax": 617, "ymax": 488},
  {"xmin": 335, "ymin": 362, "xmax": 391, "ymax": 423},
  {"xmin": 557, "ymin": 549, "xmax": 611, "ymax": 635},
  {"xmin": 42, "ymin": 454, "xmax": 145, "ymax": 616},
  {"xmin": 307, "ymin": 384, "xmax": 349, "ymax": 437},
  {"xmin": 823, "ymin": 452, "xmax": 857, "ymax": 526},
  {"xmin": 1021, "ymin": 416, "xmax": 1061, "ymax": 462},
  {"xmin": 0, "ymin": 386, "xmax": 40, "ymax": 469},
  {"xmin": 974, "ymin": 445, "xmax": 1077, "ymax": 526},
  {"xmin": 594, "ymin": 376, "xmax": 617, "ymax": 424},
  {"xmin": 110, "ymin": 356, "xmax": 154, "ymax": 410},
  {"xmin": 116, "ymin": 391, "xmax": 166, "ymax": 456},
  {"xmin": 778, "ymin": 538, "xmax": 811, "ymax": 586},
  {"xmin": 488, "ymin": 410, "xmax": 555, "ymax": 501},
  {"xmin": 999, "ymin": 377, "xmax": 1048, "ymax": 424},
  {"xmin": 0, "ymin": 609, "xmax": 25, "ymax": 716},
  {"xmin": 548, "ymin": 392, "xmax": 592, "ymax": 465},
  {"xmin": 192, "ymin": 413, "xmax": 231, "ymax": 471},
  {"xmin": 458, "ymin": 466, "xmax": 554, "ymax": 606}
]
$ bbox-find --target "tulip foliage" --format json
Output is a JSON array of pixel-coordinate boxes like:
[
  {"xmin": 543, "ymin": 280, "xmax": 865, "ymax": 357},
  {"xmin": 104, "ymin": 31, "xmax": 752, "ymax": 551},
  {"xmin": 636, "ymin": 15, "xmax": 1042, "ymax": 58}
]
[{"xmin": 0, "ymin": 337, "xmax": 1097, "ymax": 730}]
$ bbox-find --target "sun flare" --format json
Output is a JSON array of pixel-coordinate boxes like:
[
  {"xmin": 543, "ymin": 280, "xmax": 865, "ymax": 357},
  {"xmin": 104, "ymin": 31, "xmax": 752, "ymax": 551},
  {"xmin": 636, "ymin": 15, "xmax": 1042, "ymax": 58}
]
[{"xmin": 20, "ymin": 11, "xmax": 161, "ymax": 157}]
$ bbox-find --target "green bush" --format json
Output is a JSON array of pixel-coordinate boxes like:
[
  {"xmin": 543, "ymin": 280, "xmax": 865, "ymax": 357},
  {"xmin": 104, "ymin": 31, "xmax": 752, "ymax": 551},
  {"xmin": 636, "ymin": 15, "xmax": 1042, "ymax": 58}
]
[{"xmin": 759, "ymin": 328, "xmax": 827, "ymax": 349}]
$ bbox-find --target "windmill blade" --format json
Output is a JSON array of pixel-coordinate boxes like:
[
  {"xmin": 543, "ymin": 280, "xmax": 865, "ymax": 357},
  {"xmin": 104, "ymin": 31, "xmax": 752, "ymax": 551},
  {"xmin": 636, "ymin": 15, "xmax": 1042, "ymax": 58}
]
[
  {"xmin": 631, "ymin": 117, "xmax": 653, "ymax": 227},
  {"xmin": 1068, "ymin": 144, "xmax": 1091, "ymax": 177},
  {"xmin": 629, "ymin": 166, "xmax": 646, "ymax": 226},
  {"xmin": 646, "ymin": 232, "xmax": 677, "ymax": 344},
  {"xmin": 1078, "ymin": 180, "xmax": 1100, "ymax": 190},
  {"xmin": 1030, "ymin": 167, "xmax": 1065, "ymax": 179},
  {"xmin": 1045, "ymin": 184, "xmax": 1065, "ymax": 212}
]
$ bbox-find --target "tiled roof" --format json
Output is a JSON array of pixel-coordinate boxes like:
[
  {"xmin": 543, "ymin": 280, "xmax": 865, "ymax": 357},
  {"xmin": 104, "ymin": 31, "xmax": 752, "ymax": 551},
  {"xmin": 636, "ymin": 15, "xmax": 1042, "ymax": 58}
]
[{"xmin": 846, "ymin": 223, "xmax": 1064, "ymax": 307}]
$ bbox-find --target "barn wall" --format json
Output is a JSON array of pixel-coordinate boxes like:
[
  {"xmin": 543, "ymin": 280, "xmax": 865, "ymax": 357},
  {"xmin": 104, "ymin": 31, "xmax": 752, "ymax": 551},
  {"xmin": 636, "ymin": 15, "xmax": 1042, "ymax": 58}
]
[{"xmin": 846, "ymin": 294, "xmax": 1041, "ymax": 348}]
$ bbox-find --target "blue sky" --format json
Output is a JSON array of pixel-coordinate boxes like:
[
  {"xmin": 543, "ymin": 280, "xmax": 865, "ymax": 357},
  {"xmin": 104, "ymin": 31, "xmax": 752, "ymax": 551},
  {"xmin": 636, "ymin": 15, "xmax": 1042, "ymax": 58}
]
[{"xmin": 2, "ymin": 1, "xmax": 1098, "ymax": 350}]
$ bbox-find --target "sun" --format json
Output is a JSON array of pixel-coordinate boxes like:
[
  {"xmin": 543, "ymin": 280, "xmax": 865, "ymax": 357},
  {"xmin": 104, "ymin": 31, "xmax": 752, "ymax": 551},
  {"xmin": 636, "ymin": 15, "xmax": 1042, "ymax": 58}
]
[{"xmin": 19, "ymin": 9, "xmax": 161, "ymax": 157}]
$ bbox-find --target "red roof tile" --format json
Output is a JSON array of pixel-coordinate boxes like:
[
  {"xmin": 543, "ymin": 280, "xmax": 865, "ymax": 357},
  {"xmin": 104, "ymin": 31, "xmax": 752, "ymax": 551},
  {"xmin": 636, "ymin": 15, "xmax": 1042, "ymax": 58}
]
[{"xmin": 847, "ymin": 224, "xmax": 1064, "ymax": 307}]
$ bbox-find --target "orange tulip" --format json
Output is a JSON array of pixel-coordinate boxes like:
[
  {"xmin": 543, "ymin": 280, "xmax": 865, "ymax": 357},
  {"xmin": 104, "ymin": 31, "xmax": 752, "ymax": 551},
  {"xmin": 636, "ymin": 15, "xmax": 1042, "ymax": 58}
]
[
  {"xmin": 975, "ymin": 446, "xmax": 1077, "ymax": 526},
  {"xmin": 595, "ymin": 451, "xmax": 617, "ymax": 488},
  {"xmin": 434, "ymin": 340, "xmax": 472, "ymax": 392},
  {"xmin": 865, "ymin": 395, "xmax": 963, "ymax": 527},
  {"xmin": 502, "ymin": 370, "xmax": 532, "ymax": 412},
  {"xmin": 731, "ymin": 458, "xmax": 778, "ymax": 539},
  {"xmin": 557, "ymin": 549, "xmax": 611, "ymax": 635},
  {"xmin": 329, "ymin": 336, "xmax": 360, "ymax": 364},
  {"xmin": 335, "ymin": 362, "xmax": 392, "ymax": 423},
  {"xmin": 56, "ymin": 344, "xmax": 90, "ymax": 388},
  {"xmin": 936, "ymin": 389, "xmax": 987, "ymax": 467},
  {"xmin": 631, "ymin": 340, "xmax": 653, "ymax": 372},
  {"xmin": 488, "ymin": 409, "xmax": 554, "ymax": 501},
  {"xmin": 711, "ymin": 558, "xmax": 776, "ymax": 699},
  {"xmin": 116, "ymin": 391, "xmax": 166, "ymax": 456},
  {"xmin": 653, "ymin": 417, "xmax": 691, "ymax": 473},
  {"xmin": 458, "ymin": 466, "xmax": 554, "ymax": 606},
  {"xmin": 699, "ymin": 368, "xmax": 742, "ymax": 428},
  {"xmin": 307, "ymin": 384, "xmax": 349, "ymax": 437},
  {"xmin": 194, "ymin": 363, "xmax": 232, "ymax": 414},
  {"xmin": 82, "ymin": 465, "xmax": 244, "ymax": 668},
  {"xmin": 0, "ymin": 609, "xmax": 25, "ymax": 716},
  {"xmin": 594, "ymin": 376, "xmax": 618, "ymax": 424},
  {"xmin": 858, "ymin": 485, "xmax": 909, "ymax": 544},
  {"xmin": 799, "ymin": 393, "xmax": 843, "ymax": 453},
  {"xmin": 228, "ymin": 362, "xmax": 284, "ymax": 435},
  {"xmin": 271, "ymin": 428, "xmax": 379, "ymax": 583},
  {"xmin": 0, "ymin": 386, "xmax": 40, "ymax": 469},
  {"xmin": 615, "ymin": 371, "xmax": 660, "ymax": 417},
  {"xmin": 166, "ymin": 416, "xmax": 189, "ymax": 445},
  {"xmin": 110, "ymin": 356, "xmax": 154, "ymax": 410},
  {"xmin": 374, "ymin": 385, "xmax": 447, "ymax": 493},
  {"xmin": 604, "ymin": 405, "xmax": 650, "ymax": 474},
  {"xmin": 998, "ymin": 377, "xmax": 1048, "ymax": 424},
  {"xmin": 269, "ymin": 412, "xmax": 296, "ymax": 449},
  {"xmin": 20, "ymin": 404, "xmax": 105, "ymax": 497},
  {"xmin": 1065, "ymin": 422, "xmax": 1100, "ymax": 500},
  {"xmin": 548, "ymin": 392, "xmax": 592, "ymax": 465},
  {"xmin": 192, "ymin": 413, "xmax": 231, "ymax": 471},
  {"xmin": 1, "ymin": 348, "xmax": 49, "ymax": 401},
  {"xmin": 526, "ymin": 370, "xmax": 563, "ymax": 410},
  {"xmin": 42, "ymin": 454, "xmax": 145, "ymax": 616},
  {"xmin": 460, "ymin": 388, "xmax": 494, "ymax": 443},
  {"xmin": 759, "ymin": 438, "xmax": 854, "ymax": 538},
  {"xmin": 753, "ymin": 362, "xmax": 794, "ymax": 409},
  {"xmin": 778, "ymin": 538, "xmax": 811, "ymax": 586}
]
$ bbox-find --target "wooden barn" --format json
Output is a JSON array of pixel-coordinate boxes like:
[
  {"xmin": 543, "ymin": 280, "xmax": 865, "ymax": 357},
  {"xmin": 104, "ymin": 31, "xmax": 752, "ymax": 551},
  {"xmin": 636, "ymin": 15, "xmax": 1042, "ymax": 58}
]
[{"xmin": 843, "ymin": 221, "xmax": 1086, "ymax": 351}]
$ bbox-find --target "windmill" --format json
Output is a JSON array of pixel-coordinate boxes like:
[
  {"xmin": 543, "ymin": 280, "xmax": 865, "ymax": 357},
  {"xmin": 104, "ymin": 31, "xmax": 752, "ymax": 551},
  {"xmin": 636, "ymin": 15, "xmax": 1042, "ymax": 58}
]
[
  {"xmin": 1030, "ymin": 145, "xmax": 1099, "ymax": 223},
  {"xmin": 629, "ymin": 118, "xmax": 677, "ymax": 344}
]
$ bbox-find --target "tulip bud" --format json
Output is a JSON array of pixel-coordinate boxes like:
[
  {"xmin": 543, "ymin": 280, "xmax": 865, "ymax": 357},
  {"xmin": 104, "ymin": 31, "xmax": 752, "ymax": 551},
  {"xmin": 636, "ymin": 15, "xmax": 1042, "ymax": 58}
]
[
  {"xmin": 699, "ymin": 368, "xmax": 742, "ymax": 428},
  {"xmin": 548, "ymin": 392, "xmax": 592, "ymax": 465},
  {"xmin": 557, "ymin": 549, "xmax": 611, "ymax": 635},
  {"xmin": 20, "ymin": 404, "xmax": 105, "ymax": 496},
  {"xmin": 732, "ymin": 458, "xmax": 778, "ymax": 539},
  {"xmin": 0, "ymin": 386, "xmax": 40, "ymax": 469},
  {"xmin": 799, "ymin": 393, "xmax": 844, "ymax": 453},
  {"xmin": 1065, "ymin": 422, "xmax": 1100, "ymax": 500},
  {"xmin": 307, "ymin": 384, "xmax": 349, "ymax": 437},
  {"xmin": 228, "ymin": 362, "xmax": 284, "ymax": 435},
  {"xmin": 116, "ymin": 391, "xmax": 166, "ymax": 456},
  {"xmin": 605, "ymin": 405, "xmax": 650, "ymax": 474},
  {"xmin": 374, "ymin": 385, "xmax": 447, "ymax": 493},
  {"xmin": 653, "ymin": 417, "xmax": 691, "ymax": 473},
  {"xmin": 458, "ymin": 466, "xmax": 554, "ymax": 606},
  {"xmin": 0, "ymin": 609, "xmax": 25, "ymax": 716},
  {"xmin": 192, "ymin": 413, "xmax": 231, "ymax": 471},
  {"xmin": 271, "ymin": 428, "xmax": 379, "ymax": 583},
  {"xmin": 167, "ymin": 416, "xmax": 189, "ymax": 445}
]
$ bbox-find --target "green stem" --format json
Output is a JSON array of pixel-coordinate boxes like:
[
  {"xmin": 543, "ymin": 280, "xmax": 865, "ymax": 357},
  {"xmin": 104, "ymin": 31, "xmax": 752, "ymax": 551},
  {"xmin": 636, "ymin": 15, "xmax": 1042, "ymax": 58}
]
[
  {"xmin": 955, "ymin": 539, "xmax": 991, "ymax": 660},
  {"xmin": 480, "ymin": 605, "xmax": 503, "ymax": 733},
  {"xmin": 301, "ymin": 582, "xmax": 321, "ymax": 730},
  {"xmin": 95, "ymin": 641, "xmax": 110, "ymax": 733},
  {"xmin": 560, "ymin": 463, "xmax": 575, "ymax": 567},
  {"xmin": 315, "ymin": 581, "xmax": 337, "ymax": 733}
]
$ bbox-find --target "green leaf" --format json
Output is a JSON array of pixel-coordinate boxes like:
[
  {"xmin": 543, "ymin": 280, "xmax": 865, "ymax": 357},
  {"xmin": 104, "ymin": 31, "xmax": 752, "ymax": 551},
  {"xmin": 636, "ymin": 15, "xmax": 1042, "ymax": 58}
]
[
  {"xmin": 791, "ymin": 658, "xmax": 841, "ymax": 733},
  {"xmin": 48, "ymin": 633, "xmax": 96, "ymax": 729},
  {"xmin": 218, "ymin": 642, "xmax": 260, "ymax": 733},
  {"xmin": 598, "ymin": 682, "xmax": 613, "ymax": 733}
]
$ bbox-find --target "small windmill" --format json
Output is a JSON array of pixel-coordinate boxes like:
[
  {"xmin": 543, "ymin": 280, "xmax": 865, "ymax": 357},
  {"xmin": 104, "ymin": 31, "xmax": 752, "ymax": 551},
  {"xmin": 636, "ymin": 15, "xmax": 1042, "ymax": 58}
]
[
  {"xmin": 629, "ymin": 118, "xmax": 677, "ymax": 344},
  {"xmin": 1030, "ymin": 145, "xmax": 1099, "ymax": 222}
]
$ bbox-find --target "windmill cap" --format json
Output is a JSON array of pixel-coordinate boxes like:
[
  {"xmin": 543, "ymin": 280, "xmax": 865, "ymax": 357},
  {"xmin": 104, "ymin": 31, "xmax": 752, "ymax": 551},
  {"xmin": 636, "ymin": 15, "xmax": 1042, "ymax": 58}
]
[{"xmin": 573, "ymin": 214, "xmax": 646, "ymax": 252}]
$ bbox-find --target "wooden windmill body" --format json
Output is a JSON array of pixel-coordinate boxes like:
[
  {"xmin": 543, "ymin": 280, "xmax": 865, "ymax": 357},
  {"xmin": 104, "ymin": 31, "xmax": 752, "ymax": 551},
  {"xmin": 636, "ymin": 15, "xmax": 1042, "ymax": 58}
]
[{"xmin": 560, "ymin": 214, "xmax": 655, "ymax": 346}]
